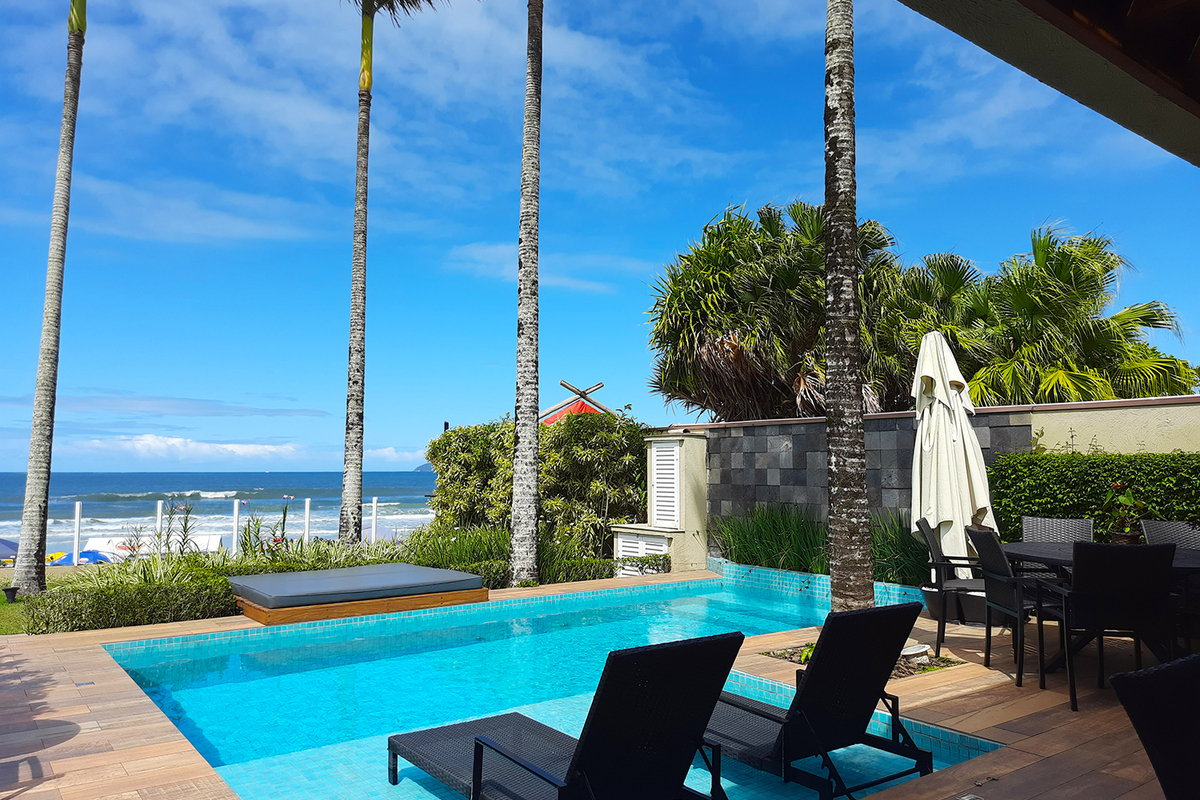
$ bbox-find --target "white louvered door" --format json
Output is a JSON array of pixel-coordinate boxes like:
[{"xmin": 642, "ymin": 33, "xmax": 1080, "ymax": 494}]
[{"xmin": 650, "ymin": 440, "xmax": 681, "ymax": 529}]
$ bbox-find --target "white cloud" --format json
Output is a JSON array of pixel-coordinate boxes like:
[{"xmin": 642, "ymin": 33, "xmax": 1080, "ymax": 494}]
[
  {"xmin": 72, "ymin": 434, "xmax": 299, "ymax": 460},
  {"xmin": 365, "ymin": 446, "xmax": 426, "ymax": 464},
  {"xmin": 444, "ymin": 242, "xmax": 659, "ymax": 293},
  {"xmin": 71, "ymin": 175, "xmax": 333, "ymax": 242}
]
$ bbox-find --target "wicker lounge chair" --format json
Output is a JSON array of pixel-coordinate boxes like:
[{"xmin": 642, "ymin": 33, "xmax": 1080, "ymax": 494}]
[
  {"xmin": 915, "ymin": 517, "xmax": 983, "ymax": 656},
  {"xmin": 1035, "ymin": 543, "xmax": 1175, "ymax": 711},
  {"xmin": 1111, "ymin": 653, "xmax": 1200, "ymax": 800},
  {"xmin": 387, "ymin": 631, "xmax": 744, "ymax": 800},
  {"xmin": 704, "ymin": 603, "xmax": 932, "ymax": 800}
]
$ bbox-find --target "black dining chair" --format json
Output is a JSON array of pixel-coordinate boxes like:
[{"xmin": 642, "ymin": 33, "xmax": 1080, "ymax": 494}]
[
  {"xmin": 1141, "ymin": 519, "xmax": 1200, "ymax": 549},
  {"xmin": 966, "ymin": 526, "xmax": 1048, "ymax": 688},
  {"xmin": 1035, "ymin": 542, "xmax": 1176, "ymax": 711},
  {"xmin": 1142, "ymin": 520, "xmax": 1200, "ymax": 654},
  {"xmin": 1022, "ymin": 516, "xmax": 1093, "ymax": 543},
  {"xmin": 915, "ymin": 517, "xmax": 983, "ymax": 657}
]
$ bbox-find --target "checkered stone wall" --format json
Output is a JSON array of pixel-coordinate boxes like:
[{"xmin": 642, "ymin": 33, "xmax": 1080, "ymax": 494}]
[{"xmin": 705, "ymin": 409, "xmax": 1032, "ymax": 523}]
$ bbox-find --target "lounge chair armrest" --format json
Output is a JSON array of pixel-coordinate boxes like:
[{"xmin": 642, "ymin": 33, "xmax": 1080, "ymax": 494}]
[
  {"xmin": 716, "ymin": 693, "xmax": 788, "ymax": 724},
  {"xmin": 697, "ymin": 739, "xmax": 727, "ymax": 800},
  {"xmin": 473, "ymin": 736, "xmax": 568, "ymax": 798}
]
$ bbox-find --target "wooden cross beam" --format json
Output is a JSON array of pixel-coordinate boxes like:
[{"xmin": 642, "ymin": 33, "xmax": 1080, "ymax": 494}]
[{"xmin": 538, "ymin": 380, "xmax": 617, "ymax": 418}]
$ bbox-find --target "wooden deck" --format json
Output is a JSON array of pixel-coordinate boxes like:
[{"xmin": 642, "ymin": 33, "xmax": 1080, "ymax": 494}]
[
  {"xmin": 0, "ymin": 570, "xmax": 1166, "ymax": 799},
  {"xmin": 735, "ymin": 614, "xmax": 1165, "ymax": 800}
]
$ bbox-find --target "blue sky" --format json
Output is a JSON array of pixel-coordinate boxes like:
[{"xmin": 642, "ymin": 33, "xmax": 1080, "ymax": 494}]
[{"xmin": 2, "ymin": 0, "xmax": 1198, "ymax": 472}]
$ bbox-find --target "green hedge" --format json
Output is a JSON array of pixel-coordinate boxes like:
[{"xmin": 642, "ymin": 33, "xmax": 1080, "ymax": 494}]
[
  {"xmin": 426, "ymin": 412, "xmax": 648, "ymax": 554},
  {"xmin": 24, "ymin": 579, "xmax": 237, "ymax": 634},
  {"xmin": 989, "ymin": 452, "xmax": 1200, "ymax": 540}
]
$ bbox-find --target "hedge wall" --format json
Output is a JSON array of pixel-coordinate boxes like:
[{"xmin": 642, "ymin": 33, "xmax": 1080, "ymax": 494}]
[
  {"xmin": 24, "ymin": 579, "xmax": 238, "ymax": 634},
  {"xmin": 989, "ymin": 451, "xmax": 1200, "ymax": 540}
]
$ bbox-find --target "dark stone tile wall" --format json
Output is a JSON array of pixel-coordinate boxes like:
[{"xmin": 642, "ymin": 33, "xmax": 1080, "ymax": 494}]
[{"xmin": 706, "ymin": 410, "xmax": 1031, "ymax": 523}]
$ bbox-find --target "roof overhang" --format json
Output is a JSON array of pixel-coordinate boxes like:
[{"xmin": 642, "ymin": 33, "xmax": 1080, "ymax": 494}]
[{"xmin": 895, "ymin": 0, "xmax": 1200, "ymax": 168}]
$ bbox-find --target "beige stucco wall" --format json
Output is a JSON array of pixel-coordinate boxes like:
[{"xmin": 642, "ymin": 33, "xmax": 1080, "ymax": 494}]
[{"xmin": 1033, "ymin": 403, "xmax": 1200, "ymax": 454}]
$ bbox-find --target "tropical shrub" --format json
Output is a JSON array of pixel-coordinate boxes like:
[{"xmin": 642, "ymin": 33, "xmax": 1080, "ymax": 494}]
[
  {"xmin": 24, "ymin": 579, "xmax": 236, "ymax": 634},
  {"xmin": 426, "ymin": 411, "xmax": 649, "ymax": 555},
  {"xmin": 621, "ymin": 554, "xmax": 672, "ymax": 576},
  {"xmin": 988, "ymin": 452, "xmax": 1200, "ymax": 540},
  {"xmin": 712, "ymin": 505, "xmax": 927, "ymax": 586},
  {"xmin": 649, "ymin": 205, "xmax": 1197, "ymax": 421}
]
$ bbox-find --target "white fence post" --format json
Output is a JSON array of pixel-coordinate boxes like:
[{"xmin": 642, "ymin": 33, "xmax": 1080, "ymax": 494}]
[
  {"xmin": 370, "ymin": 497, "xmax": 378, "ymax": 544},
  {"xmin": 156, "ymin": 500, "xmax": 164, "ymax": 557},
  {"xmin": 303, "ymin": 498, "xmax": 311, "ymax": 545},
  {"xmin": 232, "ymin": 499, "xmax": 240, "ymax": 554},
  {"xmin": 73, "ymin": 501, "xmax": 82, "ymax": 567}
]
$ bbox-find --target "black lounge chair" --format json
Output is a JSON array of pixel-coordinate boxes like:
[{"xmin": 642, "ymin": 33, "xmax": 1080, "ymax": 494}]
[
  {"xmin": 387, "ymin": 631, "xmax": 744, "ymax": 800},
  {"xmin": 1111, "ymin": 653, "xmax": 1200, "ymax": 800},
  {"xmin": 915, "ymin": 517, "xmax": 983, "ymax": 656},
  {"xmin": 704, "ymin": 603, "xmax": 932, "ymax": 800}
]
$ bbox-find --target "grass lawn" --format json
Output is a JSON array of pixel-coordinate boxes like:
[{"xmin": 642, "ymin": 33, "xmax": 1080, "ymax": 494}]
[
  {"xmin": 0, "ymin": 598, "xmax": 25, "ymax": 634},
  {"xmin": 0, "ymin": 566, "xmax": 86, "ymax": 634}
]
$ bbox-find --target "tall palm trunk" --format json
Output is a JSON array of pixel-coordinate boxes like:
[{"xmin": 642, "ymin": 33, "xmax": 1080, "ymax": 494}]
[
  {"xmin": 14, "ymin": 1, "xmax": 87, "ymax": 595},
  {"xmin": 511, "ymin": 0, "xmax": 543, "ymax": 584},
  {"xmin": 340, "ymin": 11, "xmax": 373, "ymax": 542},
  {"xmin": 824, "ymin": 0, "xmax": 873, "ymax": 611}
]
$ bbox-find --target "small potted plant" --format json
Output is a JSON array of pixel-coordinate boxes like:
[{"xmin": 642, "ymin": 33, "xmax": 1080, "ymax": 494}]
[{"xmin": 1098, "ymin": 483, "xmax": 1157, "ymax": 545}]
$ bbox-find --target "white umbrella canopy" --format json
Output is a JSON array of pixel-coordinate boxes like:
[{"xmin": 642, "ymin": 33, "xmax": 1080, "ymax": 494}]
[{"xmin": 910, "ymin": 331, "xmax": 997, "ymax": 577}]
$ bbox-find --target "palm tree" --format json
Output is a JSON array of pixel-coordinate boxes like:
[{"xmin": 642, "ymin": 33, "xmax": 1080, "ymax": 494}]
[
  {"xmin": 650, "ymin": 220, "xmax": 1196, "ymax": 422},
  {"xmin": 511, "ymin": 0, "xmax": 543, "ymax": 584},
  {"xmin": 878, "ymin": 231, "xmax": 1197, "ymax": 404},
  {"xmin": 647, "ymin": 202, "xmax": 899, "ymax": 421},
  {"xmin": 339, "ymin": 0, "xmax": 437, "ymax": 542},
  {"xmin": 823, "ymin": 0, "xmax": 874, "ymax": 612},
  {"xmin": 13, "ymin": 0, "xmax": 88, "ymax": 596}
]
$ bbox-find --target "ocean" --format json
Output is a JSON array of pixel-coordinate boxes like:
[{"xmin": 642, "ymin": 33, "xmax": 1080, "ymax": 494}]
[{"xmin": 0, "ymin": 472, "xmax": 437, "ymax": 554}]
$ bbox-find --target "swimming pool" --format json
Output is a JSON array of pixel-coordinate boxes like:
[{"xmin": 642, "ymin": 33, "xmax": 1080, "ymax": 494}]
[{"xmin": 106, "ymin": 571, "xmax": 997, "ymax": 799}]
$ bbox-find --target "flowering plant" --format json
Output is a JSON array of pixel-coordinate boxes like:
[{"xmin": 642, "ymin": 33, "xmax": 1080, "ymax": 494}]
[{"xmin": 1098, "ymin": 483, "xmax": 1157, "ymax": 543}]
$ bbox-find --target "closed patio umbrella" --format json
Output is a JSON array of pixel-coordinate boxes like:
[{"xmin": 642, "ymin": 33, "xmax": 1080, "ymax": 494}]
[{"xmin": 910, "ymin": 331, "xmax": 996, "ymax": 578}]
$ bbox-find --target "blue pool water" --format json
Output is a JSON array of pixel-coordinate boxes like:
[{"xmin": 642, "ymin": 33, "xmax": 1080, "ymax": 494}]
[{"xmin": 107, "ymin": 577, "xmax": 997, "ymax": 800}]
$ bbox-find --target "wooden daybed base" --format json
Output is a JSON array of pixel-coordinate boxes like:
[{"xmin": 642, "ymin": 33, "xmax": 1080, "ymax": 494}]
[{"xmin": 235, "ymin": 587, "xmax": 490, "ymax": 626}]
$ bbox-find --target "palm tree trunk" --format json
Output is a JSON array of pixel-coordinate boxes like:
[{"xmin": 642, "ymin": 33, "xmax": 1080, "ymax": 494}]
[
  {"xmin": 511, "ymin": 0, "xmax": 543, "ymax": 584},
  {"xmin": 824, "ymin": 0, "xmax": 873, "ymax": 612},
  {"xmin": 340, "ymin": 12, "xmax": 373, "ymax": 542},
  {"xmin": 14, "ymin": 10, "xmax": 86, "ymax": 596}
]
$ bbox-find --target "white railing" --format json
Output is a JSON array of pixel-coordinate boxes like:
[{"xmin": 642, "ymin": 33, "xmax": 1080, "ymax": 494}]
[{"xmin": 58, "ymin": 496, "xmax": 385, "ymax": 565}]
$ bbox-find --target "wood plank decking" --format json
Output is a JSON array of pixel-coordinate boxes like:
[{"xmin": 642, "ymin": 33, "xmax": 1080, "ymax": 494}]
[
  {"xmin": 734, "ymin": 614, "xmax": 1165, "ymax": 800},
  {"xmin": 0, "ymin": 570, "xmax": 1166, "ymax": 800}
]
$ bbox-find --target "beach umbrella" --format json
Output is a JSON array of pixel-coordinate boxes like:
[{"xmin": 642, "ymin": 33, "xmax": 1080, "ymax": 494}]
[
  {"xmin": 910, "ymin": 331, "xmax": 996, "ymax": 578},
  {"xmin": 0, "ymin": 539, "xmax": 17, "ymax": 559},
  {"xmin": 51, "ymin": 550, "xmax": 111, "ymax": 566}
]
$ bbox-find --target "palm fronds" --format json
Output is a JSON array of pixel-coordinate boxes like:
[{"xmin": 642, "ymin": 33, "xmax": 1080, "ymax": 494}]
[{"xmin": 649, "ymin": 216, "xmax": 1197, "ymax": 421}]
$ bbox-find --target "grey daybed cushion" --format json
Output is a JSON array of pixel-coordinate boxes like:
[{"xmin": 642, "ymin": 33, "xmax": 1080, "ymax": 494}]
[{"xmin": 227, "ymin": 562, "xmax": 483, "ymax": 609}]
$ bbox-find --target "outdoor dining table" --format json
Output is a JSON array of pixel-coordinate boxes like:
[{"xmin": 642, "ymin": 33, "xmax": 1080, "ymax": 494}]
[
  {"xmin": 1002, "ymin": 541, "xmax": 1200, "ymax": 575},
  {"xmin": 999, "ymin": 541, "xmax": 1200, "ymax": 672}
]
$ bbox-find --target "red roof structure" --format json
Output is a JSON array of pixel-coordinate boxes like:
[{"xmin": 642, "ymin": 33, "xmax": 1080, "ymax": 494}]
[{"xmin": 539, "ymin": 381, "xmax": 616, "ymax": 425}]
